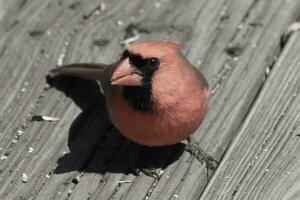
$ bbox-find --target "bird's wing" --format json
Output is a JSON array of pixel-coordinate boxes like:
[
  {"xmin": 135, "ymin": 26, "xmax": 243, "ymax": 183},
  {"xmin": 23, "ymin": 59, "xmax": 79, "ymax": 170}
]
[
  {"xmin": 49, "ymin": 63, "xmax": 111, "ymax": 81},
  {"xmin": 49, "ymin": 63, "xmax": 119, "ymax": 97}
]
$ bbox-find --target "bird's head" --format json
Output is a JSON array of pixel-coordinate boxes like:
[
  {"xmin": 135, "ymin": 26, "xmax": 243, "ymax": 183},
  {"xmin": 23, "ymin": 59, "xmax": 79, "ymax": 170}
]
[
  {"xmin": 111, "ymin": 40, "xmax": 183, "ymax": 86},
  {"xmin": 111, "ymin": 40, "xmax": 184, "ymax": 112}
]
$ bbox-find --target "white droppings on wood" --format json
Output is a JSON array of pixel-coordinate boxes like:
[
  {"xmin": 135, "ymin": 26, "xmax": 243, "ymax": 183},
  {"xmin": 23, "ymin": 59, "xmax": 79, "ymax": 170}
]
[
  {"xmin": 22, "ymin": 173, "xmax": 28, "ymax": 183},
  {"xmin": 0, "ymin": 155, "xmax": 7, "ymax": 160},
  {"xmin": 12, "ymin": 139, "xmax": 18, "ymax": 144},
  {"xmin": 57, "ymin": 53, "xmax": 65, "ymax": 66},
  {"xmin": 17, "ymin": 130, "xmax": 24, "ymax": 136},
  {"xmin": 28, "ymin": 147, "xmax": 34, "ymax": 153},
  {"xmin": 57, "ymin": 41, "xmax": 70, "ymax": 66},
  {"xmin": 116, "ymin": 20, "xmax": 124, "ymax": 26}
]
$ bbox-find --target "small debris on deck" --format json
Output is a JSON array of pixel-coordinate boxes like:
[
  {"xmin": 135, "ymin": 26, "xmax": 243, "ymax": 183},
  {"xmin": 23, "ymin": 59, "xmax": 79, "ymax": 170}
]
[
  {"xmin": 71, "ymin": 175, "xmax": 81, "ymax": 184},
  {"xmin": 28, "ymin": 30, "xmax": 44, "ymax": 37},
  {"xmin": 118, "ymin": 180, "xmax": 133, "ymax": 185},
  {"xmin": 225, "ymin": 45, "xmax": 244, "ymax": 58},
  {"xmin": 287, "ymin": 22, "xmax": 300, "ymax": 34},
  {"xmin": 94, "ymin": 39, "xmax": 110, "ymax": 47},
  {"xmin": 31, "ymin": 115, "xmax": 60, "ymax": 122},
  {"xmin": 120, "ymin": 35, "xmax": 140, "ymax": 46}
]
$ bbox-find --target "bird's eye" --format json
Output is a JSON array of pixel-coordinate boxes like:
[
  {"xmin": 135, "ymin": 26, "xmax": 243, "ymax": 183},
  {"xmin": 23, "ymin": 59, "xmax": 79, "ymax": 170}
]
[
  {"xmin": 147, "ymin": 57, "xmax": 160, "ymax": 69},
  {"xmin": 120, "ymin": 50, "xmax": 129, "ymax": 60}
]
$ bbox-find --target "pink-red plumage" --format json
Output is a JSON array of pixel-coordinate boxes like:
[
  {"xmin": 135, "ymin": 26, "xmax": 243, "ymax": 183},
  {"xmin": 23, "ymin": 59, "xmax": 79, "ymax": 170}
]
[{"xmin": 51, "ymin": 40, "xmax": 209, "ymax": 146}]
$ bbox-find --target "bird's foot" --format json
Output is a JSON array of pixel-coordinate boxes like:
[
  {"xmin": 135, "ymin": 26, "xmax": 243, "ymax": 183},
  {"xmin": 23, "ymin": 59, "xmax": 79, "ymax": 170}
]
[
  {"xmin": 184, "ymin": 137, "xmax": 218, "ymax": 171},
  {"xmin": 129, "ymin": 162, "xmax": 164, "ymax": 179},
  {"xmin": 131, "ymin": 168, "xmax": 164, "ymax": 179},
  {"xmin": 139, "ymin": 167, "xmax": 164, "ymax": 179},
  {"xmin": 126, "ymin": 139, "xmax": 163, "ymax": 179}
]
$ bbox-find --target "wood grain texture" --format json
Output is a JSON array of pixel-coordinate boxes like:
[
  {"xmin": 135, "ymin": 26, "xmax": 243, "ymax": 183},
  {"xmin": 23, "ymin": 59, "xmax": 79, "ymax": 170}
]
[
  {"xmin": 0, "ymin": 0, "xmax": 299, "ymax": 199},
  {"xmin": 200, "ymin": 31, "xmax": 300, "ymax": 200}
]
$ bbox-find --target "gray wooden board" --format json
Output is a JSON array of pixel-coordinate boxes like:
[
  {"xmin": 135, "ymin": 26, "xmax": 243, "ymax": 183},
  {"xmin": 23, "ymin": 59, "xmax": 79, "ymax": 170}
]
[
  {"xmin": 0, "ymin": 0, "xmax": 299, "ymax": 199},
  {"xmin": 200, "ymin": 31, "xmax": 300, "ymax": 200}
]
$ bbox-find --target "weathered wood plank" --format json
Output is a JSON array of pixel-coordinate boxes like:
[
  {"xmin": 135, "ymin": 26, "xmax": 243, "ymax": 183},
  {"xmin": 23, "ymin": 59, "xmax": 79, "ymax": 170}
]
[
  {"xmin": 0, "ymin": 1, "xmax": 117, "ymax": 199},
  {"xmin": 200, "ymin": 31, "xmax": 300, "ymax": 200},
  {"xmin": 192, "ymin": 0, "xmax": 300, "ymax": 160},
  {"xmin": 0, "ymin": 0, "xmax": 13, "ymax": 21},
  {"xmin": 0, "ymin": 0, "xmax": 299, "ymax": 200}
]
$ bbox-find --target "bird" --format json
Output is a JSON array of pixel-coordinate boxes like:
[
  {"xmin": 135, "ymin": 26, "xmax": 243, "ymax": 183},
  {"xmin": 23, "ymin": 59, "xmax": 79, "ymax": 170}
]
[{"xmin": 50, "ymin": 40, "xmax": 210, "ymax": 147}]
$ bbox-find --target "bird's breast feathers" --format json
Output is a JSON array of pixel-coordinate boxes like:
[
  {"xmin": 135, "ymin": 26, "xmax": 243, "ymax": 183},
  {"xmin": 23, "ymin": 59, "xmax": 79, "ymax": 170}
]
[{"xmin": 107, "ymin": 77, "xmax": 207, "ymax": 146}]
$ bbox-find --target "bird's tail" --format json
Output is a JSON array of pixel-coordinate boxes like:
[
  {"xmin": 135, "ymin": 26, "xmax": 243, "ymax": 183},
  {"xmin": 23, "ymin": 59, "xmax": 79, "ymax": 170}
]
[{"xmin": 49, "ymin": 63, "xmax": 109, "ymax": 81}]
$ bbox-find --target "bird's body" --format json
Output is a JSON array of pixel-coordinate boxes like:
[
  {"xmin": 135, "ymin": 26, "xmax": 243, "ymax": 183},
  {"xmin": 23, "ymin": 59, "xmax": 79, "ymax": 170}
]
[{"xmin": 51, "ymin": 40, "xmax": 209, "ymax": 146}]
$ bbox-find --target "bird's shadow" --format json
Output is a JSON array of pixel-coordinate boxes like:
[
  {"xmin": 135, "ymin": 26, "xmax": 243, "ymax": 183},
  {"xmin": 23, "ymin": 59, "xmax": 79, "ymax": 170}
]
[{"xmin": 46, "ymin": 74, "xmax": 185, "ymax": 175}]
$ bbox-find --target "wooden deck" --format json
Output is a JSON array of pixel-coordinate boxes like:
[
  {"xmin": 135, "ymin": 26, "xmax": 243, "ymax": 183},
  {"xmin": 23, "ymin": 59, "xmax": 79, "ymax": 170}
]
[{"xmin": 0, "ymin": 0, "xmax": 300, "ymax": 199}]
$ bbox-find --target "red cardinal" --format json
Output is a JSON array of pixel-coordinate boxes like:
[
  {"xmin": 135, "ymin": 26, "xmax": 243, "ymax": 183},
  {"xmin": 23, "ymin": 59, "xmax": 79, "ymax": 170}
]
[{"xmin": 51, "ymin": 40, "xmax": 209, "ymax": 147}]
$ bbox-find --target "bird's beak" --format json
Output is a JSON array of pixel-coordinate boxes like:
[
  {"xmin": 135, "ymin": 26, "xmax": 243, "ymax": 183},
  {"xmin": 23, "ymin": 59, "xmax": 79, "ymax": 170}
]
[{"xmin": 111, "ymin": 58, "xmax": 143, "ymax": 86}]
